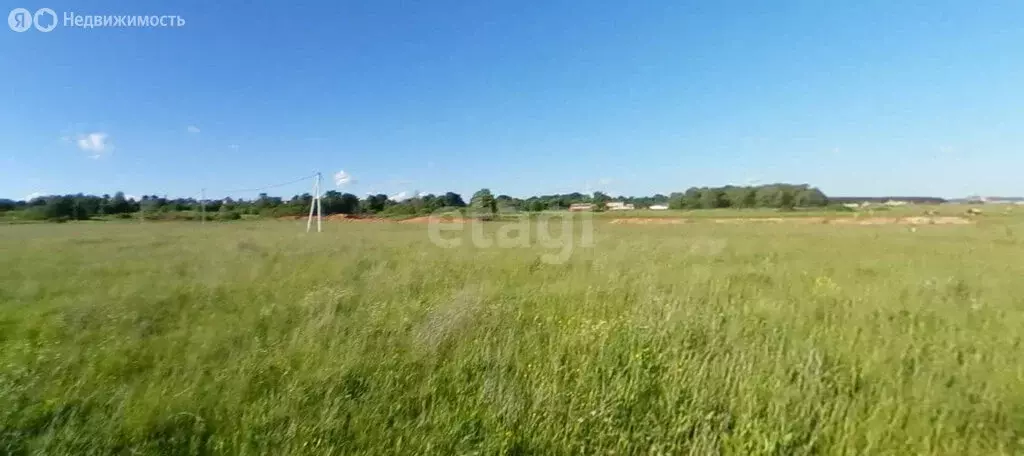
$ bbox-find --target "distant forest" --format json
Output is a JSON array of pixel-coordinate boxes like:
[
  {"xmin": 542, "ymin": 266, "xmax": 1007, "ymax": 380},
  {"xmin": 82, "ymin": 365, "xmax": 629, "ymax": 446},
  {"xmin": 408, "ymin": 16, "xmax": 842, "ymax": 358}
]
[{"xmin": 0, "ymin": 183, "xmax": 941, "ymax": 222}]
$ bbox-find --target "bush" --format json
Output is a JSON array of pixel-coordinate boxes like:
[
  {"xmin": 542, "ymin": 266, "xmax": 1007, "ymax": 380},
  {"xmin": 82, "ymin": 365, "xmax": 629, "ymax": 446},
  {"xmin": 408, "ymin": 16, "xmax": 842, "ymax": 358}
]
[{"xmin": 218, "ymin": 211, "xmax": 242, "ymax": 221}]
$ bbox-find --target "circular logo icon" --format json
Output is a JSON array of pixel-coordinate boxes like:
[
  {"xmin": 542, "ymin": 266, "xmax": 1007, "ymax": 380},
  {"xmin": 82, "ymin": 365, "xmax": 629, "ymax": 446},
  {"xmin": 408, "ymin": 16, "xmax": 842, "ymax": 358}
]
[
  {"xmin": 8, "ymin": 8, "xmax": 32, "ymax": 32},
  {"xmin": 33, "ymin": 8, "xmax": 56, "ymax": 32}
]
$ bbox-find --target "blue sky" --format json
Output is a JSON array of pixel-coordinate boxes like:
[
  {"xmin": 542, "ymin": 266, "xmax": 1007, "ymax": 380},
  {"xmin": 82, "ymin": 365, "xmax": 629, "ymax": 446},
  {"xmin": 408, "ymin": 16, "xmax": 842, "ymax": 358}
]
[{"xmin": 2, "ymin": 0, "xmax": 1022, "ymax": 201}]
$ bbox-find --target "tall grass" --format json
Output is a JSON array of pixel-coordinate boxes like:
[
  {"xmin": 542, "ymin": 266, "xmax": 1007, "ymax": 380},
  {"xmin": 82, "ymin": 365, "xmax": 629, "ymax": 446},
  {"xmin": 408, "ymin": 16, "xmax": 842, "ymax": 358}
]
[{"xmin": 1, "ymin": 219, "xmax": 1023, "ymax": 454}]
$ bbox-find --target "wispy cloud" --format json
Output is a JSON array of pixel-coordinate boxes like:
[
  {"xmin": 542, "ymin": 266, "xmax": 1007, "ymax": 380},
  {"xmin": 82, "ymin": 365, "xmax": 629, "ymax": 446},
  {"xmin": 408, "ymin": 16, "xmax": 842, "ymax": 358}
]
[
  {"xmin": 25, "ymin": 192, "xmax": 47, "ymax": 201},
  {"xmin": 75, "ymin": 132, "xmax": 111, "ymax": 159},
  {"xmin": 334, "ymin": 170, "xmax": 353, "ymax": 186},
  {"xmin": 187, "ymin": 125, "xmax": 201, "ymax": 134},
  {"xmin": 391, "ymin": 191, "xmax": 411, "ymax": 201},
  {"xmin": 228, "ymin": 144, "xmax": 239, "ymax": 150}
]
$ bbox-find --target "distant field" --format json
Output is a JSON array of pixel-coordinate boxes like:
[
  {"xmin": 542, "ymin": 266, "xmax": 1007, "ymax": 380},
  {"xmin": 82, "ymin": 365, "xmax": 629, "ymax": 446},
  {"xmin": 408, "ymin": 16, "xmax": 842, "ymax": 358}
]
[
  {"xmin": 2, "ymin": 216, "xmax": 1024, "ymax": 454},
  {"xmin": 596, "ymin": 203, "xmax": 1007, "ymax": 219}
]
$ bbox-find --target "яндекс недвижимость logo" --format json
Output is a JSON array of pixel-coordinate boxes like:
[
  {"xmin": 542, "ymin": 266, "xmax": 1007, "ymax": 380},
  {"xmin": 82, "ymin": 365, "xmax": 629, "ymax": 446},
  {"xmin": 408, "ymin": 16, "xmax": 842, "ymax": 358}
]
[
  {"xmin": 8, "ymin": 8, "xmax": 184, "ymax": 32},
  {"xmin": 8, "ymin": 8, "xmax": 57, "ymax": 32}
]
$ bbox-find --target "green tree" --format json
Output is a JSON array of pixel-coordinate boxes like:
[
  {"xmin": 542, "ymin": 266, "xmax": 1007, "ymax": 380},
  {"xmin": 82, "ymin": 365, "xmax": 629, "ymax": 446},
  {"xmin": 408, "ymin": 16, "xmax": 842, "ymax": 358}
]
[
  {"xmin": 777, "ymin": 189, "xmax": 796, "ymax": 210},
  {"xmin": 755, "ymin": 186, "xmax": 780, "ymax": 208},
  {"xmin": 442, "ymin": 192, "xmax": 466, "ymax": 208},
  {"xmin": 796, "ymin": 187, "xmax": 828, "ymax": 207},
  {"xmin": 591, "ymin": 192, "xmax": 611, "ymax": 211},
  {"xmin": 470, "ymin": 188, "xmax": 497, "ymax": 217},
  {"xmin": 110, "ymin": 192, "xmax": 130, "ymax": 214},
  {"xmin": 361, "ymin": 194, "xmax": 389, "ymax": 213},
  {"xmin": 320, "ymin": 191, "xmax": 360, "ymax": 214},
  {"xmin": 682, "ymin": 187, "xmax": 702, "ymax": 209},
  {"xmin": 42, "ymin": 196, "xmax": 74, "ymax": 220},
  {"xmin": 667, "ymin": 192, "xmax": 685, "ymax": 210},
  {"xmin": 217, "ymin": 203, "xmax": 241, "ymax": 220},
  {"xmin": 698, "ymin": 188, "xmax": 727, "ymax": 209}
]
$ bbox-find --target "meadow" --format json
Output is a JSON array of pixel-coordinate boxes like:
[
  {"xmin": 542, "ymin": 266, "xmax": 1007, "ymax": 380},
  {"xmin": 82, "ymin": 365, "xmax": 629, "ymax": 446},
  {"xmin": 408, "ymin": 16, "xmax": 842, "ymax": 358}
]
[{"xmin": 2, "ymin": 214, "xmax": 1024, "ymax": 454}]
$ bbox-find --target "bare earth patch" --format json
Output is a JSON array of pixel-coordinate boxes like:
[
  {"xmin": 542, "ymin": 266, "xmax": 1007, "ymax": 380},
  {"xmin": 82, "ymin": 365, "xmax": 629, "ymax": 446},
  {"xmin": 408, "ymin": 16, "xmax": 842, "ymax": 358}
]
[{"xmin": 399, "ymin": 216, "xmax": 469, "ymax": 224}]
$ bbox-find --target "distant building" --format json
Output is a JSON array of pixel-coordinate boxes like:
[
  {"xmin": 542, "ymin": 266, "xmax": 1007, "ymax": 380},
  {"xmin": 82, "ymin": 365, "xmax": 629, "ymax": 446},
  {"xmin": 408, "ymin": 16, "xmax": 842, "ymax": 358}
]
[
  {"xmin": 648, "ymin": 204, "xmax": 669, "ymax": 210},
  {"xmin": 568, "ymin": 203, "xmax": 594, "ymax": 212},
  {"xmin": 605, "ymin": 202, "xmax": 635, "ymax": 211}
]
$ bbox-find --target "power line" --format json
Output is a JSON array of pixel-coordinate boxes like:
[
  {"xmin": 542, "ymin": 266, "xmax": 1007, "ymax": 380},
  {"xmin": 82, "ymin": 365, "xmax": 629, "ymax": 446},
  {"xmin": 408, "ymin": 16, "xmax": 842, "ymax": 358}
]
[{"xmin": 206, "ymin": 173, "xmax": 318, "ymax": 197}]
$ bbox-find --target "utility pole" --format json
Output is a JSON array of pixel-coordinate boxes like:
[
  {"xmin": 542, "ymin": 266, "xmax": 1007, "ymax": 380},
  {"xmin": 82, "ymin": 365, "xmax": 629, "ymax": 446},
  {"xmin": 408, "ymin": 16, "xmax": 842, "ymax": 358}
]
[
  {"xmin": 307, "ymin": 173, "xmax": 322, "ymax": 233},
  {"xmin": 316, "ymin": 172, "xmax": 322, "ymax": 233}
]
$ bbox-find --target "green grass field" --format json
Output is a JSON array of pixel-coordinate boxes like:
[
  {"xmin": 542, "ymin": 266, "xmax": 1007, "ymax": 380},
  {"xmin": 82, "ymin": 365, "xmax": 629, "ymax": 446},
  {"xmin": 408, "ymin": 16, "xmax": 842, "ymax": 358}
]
[{"xmin": 2, "ymin": 215, "xmax": 1024, "ymax": 454}]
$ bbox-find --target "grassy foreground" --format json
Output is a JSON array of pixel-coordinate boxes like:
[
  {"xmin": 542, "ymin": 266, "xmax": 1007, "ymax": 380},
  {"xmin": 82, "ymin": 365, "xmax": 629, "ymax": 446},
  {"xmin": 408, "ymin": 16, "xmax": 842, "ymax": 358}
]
[{"xmin": 2, "ymin": 218, "xmax": 1024, "ymax": 454}]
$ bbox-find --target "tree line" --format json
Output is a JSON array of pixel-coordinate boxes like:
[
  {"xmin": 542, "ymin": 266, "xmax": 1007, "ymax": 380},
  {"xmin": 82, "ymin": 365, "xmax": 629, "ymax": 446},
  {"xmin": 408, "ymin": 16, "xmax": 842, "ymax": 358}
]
[{"xmin": 0, "ymin": 183, "xmax": 832, "ymax": 222}]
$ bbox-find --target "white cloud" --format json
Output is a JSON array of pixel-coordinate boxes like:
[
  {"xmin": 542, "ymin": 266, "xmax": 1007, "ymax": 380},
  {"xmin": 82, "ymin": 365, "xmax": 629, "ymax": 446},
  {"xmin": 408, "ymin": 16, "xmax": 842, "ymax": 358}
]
[
  {"xmin": 228, "ymin": 144, "xmax": 239, "ymax": 150},
  {"xmin": 417, "ymin": 191, "xmax": 429, "ymax": 197},
  {"xmin": 125, "ymin": 194, "xmax": 140, "ymax": 201},
  {"xmin": 390, "ymin": 191, "xmax": 410, "ymax": 201},
  {"xmin": 25, "ymin": 192, "xmax": 47, "ymax": 201},
  {"xmin": 334, "ymin": 170, "xmax": 353, "ymax": 186},
  {"xmin": 187, "ymin": 125, "xmax": 201, "ymax": 134},
  {"xmin": 597, "ymin": 177, "xmax": 613, "ymax": 186},
  {"xmin": 75, "ymin": 132, "xmax": 111, "ymax": 159}
]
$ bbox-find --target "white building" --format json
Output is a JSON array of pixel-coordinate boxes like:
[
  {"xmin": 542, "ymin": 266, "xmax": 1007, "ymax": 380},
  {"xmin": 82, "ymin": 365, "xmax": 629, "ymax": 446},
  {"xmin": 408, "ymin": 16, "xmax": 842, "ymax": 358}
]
[
  {"xmin": 649, "ymin": 204, "xmax": 669, "ymax": 210},
  {"xmin": 605, "ymin": 202, "xmax": 635, "ymax": 211}
]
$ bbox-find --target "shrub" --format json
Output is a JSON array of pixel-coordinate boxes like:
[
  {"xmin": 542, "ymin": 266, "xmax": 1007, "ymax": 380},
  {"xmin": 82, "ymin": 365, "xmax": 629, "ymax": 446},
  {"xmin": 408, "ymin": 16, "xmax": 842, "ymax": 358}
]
[{"xmin": 218, "ymin": 211, "xmax": 242, "ymax": 221}]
